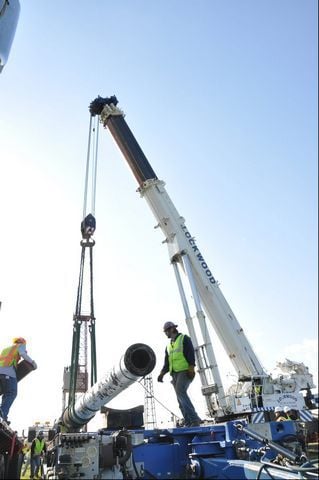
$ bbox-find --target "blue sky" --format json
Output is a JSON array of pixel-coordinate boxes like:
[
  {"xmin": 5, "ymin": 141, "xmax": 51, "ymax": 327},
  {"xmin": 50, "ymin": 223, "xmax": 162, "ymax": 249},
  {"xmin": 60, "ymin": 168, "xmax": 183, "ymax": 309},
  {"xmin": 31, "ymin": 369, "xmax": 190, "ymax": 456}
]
[{"xmin": 0, "ymin": 0, "xmax": 317, "ymax": 432}]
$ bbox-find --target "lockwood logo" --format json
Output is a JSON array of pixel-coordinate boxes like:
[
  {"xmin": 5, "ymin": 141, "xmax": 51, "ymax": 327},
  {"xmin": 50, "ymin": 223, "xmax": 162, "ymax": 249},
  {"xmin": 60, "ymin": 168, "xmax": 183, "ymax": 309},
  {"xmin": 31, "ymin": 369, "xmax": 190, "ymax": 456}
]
[
  {"xmin": 181, "ymin": 225, "xmax": 216, "ymax": 284},
  {"xmin": 278, "ymin": 394, "xmax": 298, "ymax": 403}
]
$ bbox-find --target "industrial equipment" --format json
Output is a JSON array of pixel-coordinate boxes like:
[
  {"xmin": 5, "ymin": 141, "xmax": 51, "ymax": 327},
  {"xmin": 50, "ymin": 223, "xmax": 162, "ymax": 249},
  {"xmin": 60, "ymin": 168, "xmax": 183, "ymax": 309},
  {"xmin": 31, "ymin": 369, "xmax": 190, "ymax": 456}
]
[
  {"xmin": 45, "ymin": 416, "xmax": 317, "ymax": 479},
  {"xmin": 46, "ymin": 343, "xmax": 156, "ymax": 479},
  {"xmin": 61, "ymin": 343, "xmax": 156, "ymax": 431},
  {"xmin": 45, "ymin": 341, "xmax": 316, "ymax": 479}
]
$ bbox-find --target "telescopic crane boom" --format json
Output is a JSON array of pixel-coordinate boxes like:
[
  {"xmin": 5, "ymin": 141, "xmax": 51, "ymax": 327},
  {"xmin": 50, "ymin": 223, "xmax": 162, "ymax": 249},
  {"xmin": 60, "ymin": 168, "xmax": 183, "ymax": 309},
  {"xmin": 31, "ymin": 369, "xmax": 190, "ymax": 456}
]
[{"xmin": 89, "ymin": 95, "xmax": 314, "ymax": 419}]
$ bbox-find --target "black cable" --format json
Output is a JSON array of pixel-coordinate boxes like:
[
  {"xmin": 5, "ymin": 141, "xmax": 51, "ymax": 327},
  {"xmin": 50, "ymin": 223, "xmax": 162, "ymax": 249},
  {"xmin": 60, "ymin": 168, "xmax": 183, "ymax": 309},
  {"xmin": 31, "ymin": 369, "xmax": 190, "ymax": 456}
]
[{"xmin": 137, "ymin": 377, "xmax": 181, "ymax": 422}]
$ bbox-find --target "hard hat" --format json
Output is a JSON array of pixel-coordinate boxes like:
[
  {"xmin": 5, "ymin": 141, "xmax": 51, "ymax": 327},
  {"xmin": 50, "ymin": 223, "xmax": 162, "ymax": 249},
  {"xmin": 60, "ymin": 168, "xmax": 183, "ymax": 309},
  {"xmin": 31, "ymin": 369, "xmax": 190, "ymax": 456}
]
[
  {"xmin": 283, "ymin": 406, "xmax": 290, "ymax": 413},
  {"xmin": 163, "ymin": 321, "xmax": 177, "ymax": 331},
  {"xmin": 274, "ymin": 406, "xmax": 281, "ymax": 413},
  {"xmin": 12, "ymin": 337, "xmax": 26, "ymax": 344}
]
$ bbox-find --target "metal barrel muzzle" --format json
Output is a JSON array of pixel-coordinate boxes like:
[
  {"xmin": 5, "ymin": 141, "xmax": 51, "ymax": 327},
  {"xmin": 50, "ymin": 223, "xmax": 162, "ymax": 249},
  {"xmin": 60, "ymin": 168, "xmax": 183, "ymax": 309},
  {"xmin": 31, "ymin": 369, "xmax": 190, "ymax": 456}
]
[{"xmin": 62, "ymin": 343, "xmax": 156, "ymax": 430}]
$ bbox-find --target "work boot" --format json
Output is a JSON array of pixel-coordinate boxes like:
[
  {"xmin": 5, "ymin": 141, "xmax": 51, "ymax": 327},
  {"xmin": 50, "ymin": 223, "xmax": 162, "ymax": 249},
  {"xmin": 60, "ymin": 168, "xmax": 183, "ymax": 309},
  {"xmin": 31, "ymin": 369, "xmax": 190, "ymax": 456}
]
[
  {"xmin": 189, "ymin": 421, "xmax": 201, "ymax": 427},
  {"xmin": 0, "ymin": 409, "xmax": 9, "ymax": 424}
]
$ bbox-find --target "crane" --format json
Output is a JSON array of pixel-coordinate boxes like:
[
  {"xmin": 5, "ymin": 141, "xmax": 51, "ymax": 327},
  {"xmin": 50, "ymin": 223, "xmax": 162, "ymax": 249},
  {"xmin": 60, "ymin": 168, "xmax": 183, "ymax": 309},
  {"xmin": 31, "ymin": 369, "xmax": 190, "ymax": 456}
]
[
  {"xmin": 88, "ymin": 95, "xmax": 315, "ymax": 422},
  {"xmin": 41, "ymin": 98, "xmax": 316, "ymax": 480}
]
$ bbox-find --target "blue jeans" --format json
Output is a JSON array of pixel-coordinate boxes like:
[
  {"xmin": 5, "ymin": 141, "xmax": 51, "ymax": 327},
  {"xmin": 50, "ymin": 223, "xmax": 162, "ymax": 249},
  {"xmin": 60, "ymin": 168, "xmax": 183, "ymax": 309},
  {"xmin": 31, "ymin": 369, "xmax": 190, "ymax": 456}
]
[
  {"xmin": 31, "ymin": 455, "xmax": 42, "ymax": 478},
  {"xmin": 0, "ymin": 374, "xmax": 17, "ymax": 420},
  {"xmin": 171, "ymin": 371, "xmax": 201, "ymax": 426}
]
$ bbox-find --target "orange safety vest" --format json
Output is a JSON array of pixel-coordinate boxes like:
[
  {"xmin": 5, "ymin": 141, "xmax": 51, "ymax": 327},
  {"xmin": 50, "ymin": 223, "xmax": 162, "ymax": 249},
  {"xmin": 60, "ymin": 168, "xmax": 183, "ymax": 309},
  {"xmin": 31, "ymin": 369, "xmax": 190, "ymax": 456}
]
[{"xmin": 0, "ymin": 345, "xmax": 20, "ymax": 368}]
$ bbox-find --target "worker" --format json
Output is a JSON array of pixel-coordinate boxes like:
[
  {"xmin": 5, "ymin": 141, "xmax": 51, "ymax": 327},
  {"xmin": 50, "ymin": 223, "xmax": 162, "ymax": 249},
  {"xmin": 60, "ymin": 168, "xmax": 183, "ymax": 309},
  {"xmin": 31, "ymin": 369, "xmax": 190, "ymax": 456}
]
[
  {"xmin": 274, "ymin": 406, "xmax": 287, "ymax": 421},
  {"xmin": 283, "ymin": 405, "xmax": 299, "ymax": 420},
  {"xmin": 251, "ymin": 382, "xmax": 263, "ymax": 408},
  {"xmin": 157, "ymin": 321, "xmax": 201, "ymax": 427},
  {"xmin": 30, "ymin": 430, "xmax": 46, "ymax": 479},
  {"xmin": 21, "ymin": 441, "xmax": 31, "ymax": 477},
  {"xmin": 254, "ymin": 383, "xmax": 263, "ymax": 407},
  {"xmin": 0, "ymin": 337, "xmax": 37, "ymax": 423}
]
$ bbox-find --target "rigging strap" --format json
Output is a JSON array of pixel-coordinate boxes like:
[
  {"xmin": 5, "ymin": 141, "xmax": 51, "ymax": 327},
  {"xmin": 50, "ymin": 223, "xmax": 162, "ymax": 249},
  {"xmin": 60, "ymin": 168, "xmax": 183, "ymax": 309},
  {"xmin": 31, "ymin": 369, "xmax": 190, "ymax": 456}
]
[{"xmin": 68, "ymin": 111, "xmax": 100, "ymax": 410}]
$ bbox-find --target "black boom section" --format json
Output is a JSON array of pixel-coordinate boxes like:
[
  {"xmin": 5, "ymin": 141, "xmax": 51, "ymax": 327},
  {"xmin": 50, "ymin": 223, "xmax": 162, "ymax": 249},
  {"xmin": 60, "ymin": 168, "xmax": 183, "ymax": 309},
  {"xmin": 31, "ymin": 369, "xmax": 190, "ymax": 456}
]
[
  {"xmin": 89, "ymin": 96, "xmax": 158, "ymax": 186},
  {"xmin": 107, "ymin": 115, "xmax": 158, "ymax": 185}
]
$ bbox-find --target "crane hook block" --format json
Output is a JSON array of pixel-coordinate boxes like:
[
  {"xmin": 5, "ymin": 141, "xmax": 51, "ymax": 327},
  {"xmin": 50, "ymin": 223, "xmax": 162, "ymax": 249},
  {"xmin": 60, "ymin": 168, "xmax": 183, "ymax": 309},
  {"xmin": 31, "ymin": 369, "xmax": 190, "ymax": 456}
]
[
  {"xmin": 89, "ymin": 95, "xmax": 118, "ymax": 116},
  {"xmin": 81, "ymin": 213, "xmax": 96, "ymax": 239}
]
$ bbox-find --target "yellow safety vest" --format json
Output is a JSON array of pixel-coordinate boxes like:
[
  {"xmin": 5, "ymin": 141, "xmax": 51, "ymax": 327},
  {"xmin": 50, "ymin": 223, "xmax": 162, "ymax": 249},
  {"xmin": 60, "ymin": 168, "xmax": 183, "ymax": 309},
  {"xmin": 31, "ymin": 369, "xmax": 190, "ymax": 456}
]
[
  {"xmin": 0, "ymin": 345, "xmax": 20, "ymax": 368},
  {"xmin": 276, "ymin": 415, "xmax": 287, "ymax": 422},
  {"xmin": 33, "ymin": 438, "xmax": 45, "ymax": 455},
  {"xmin": 167, "ymin": 334, "xmax": 189, "ymax": 373},
  {"xmin": 22, "ymin": 445, "xmax": 30, "ymax": 454}
]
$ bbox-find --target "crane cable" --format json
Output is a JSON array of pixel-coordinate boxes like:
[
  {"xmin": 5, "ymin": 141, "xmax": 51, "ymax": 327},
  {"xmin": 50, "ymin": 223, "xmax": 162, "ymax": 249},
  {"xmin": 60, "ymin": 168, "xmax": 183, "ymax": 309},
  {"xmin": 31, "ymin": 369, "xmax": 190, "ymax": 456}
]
[
  {"xmin": 68, "ymin": 113, "xmax": 100, "ymax": 410},
  {"xmin": 137, "ymin": 378, "xmax": 181, "ymax": 422},
  {"xmin": 83, "ymin": 114, "xmax": 100, "ymax": 219}
]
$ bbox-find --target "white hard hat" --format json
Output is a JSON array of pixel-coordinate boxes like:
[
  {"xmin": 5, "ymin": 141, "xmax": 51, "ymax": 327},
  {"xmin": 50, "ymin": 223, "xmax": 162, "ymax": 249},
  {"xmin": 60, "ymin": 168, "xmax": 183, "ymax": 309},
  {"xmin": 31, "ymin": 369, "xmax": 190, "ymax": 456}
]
[
  {"xmin": 283, "ymin": 406, "xmax": 290, "ymax": 413},
  {"xmin": 274, "ymin": 406, "xmax": 281, "ymax": 413}
]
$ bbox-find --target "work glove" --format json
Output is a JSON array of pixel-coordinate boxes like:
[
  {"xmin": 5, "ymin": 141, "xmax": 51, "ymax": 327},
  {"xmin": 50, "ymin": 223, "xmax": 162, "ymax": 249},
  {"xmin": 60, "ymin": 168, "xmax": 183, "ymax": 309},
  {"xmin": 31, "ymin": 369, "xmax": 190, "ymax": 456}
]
[
  {"xmin": 157, "ymin": 372, "xmax": 165, "ymax": 383},
  {"xmin": 187, "ymin": 365, "xmax": 195, "ymax": 380}
]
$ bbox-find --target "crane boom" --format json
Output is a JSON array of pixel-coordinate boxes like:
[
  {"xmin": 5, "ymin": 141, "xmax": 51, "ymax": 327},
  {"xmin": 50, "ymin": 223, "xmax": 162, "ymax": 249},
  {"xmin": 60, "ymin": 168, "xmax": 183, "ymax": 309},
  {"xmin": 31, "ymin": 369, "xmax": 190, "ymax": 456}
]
[{"xmin": 89, "ymin": 96, "xmax": 265, "ymax": 376}]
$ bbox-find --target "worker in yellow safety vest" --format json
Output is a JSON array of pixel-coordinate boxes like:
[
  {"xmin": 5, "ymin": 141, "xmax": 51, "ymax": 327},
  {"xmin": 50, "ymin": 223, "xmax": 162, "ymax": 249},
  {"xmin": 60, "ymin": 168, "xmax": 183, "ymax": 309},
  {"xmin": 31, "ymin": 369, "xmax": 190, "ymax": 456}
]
[
  {"xmin": 30, "ymin": 431, "xmax": 47, "ymax": 479},
  {"xmin": 0, "ymin": 337, "xmax": 37, "ymax": 423},
  {"xmin": 157, "ymin": 322, "xmax": 201, "ymax": 427},
  {"xmin": 283, "ymin": 405, "xmax": 299, "ymax": 420},
  {"xmin": 274, "ymin": 406, "xmax": 287, "ymax": 421},
  {"xmin": 21, "ymin": 441, "xmax": 31, "ymax": 477}
]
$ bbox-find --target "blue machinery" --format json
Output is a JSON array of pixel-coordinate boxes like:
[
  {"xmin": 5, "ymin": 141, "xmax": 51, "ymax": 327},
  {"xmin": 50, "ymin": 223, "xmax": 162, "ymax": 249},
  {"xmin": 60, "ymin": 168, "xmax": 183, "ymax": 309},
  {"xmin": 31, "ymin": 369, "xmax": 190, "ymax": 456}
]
[
  {"xmin": 46, "ymin": 343, "xmax": 317, "ymax": 479},
  {"xmin": 130, "ymin": 420, "xmax": 316, "ymax": 479},
  {"xmin": 46, "ymin": 417, "xmax": 318, "ymax": 479}
]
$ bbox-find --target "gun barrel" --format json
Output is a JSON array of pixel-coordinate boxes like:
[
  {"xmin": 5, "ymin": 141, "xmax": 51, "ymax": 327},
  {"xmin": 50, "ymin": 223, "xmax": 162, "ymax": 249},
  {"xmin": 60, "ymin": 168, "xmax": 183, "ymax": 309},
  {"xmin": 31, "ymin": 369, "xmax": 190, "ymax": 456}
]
[{"xmin": 62, "ymin": 343, "xmax": 156, "ymax": 430}]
